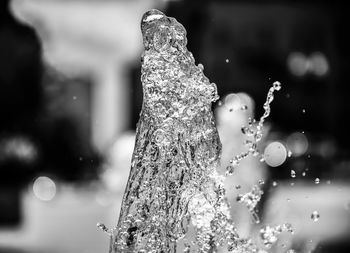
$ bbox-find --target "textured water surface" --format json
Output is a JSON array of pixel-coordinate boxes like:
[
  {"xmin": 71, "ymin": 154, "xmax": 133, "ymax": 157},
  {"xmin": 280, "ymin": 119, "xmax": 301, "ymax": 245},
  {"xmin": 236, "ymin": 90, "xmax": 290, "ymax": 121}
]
[{"xmin": 102, "ymin": 9, "xmax": 287, "ymax": 253}]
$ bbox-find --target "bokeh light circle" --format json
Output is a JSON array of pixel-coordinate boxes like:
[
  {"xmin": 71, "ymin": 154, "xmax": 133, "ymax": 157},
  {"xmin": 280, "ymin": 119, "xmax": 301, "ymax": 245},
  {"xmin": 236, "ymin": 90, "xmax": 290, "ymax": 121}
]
[
  {"xmin": 33, "ymin": 176, "xmax": 56, "ymax": 201},
  {"xmin": 287, "ymin": 52, "xmax": 309, "ymax": 77},
  {"xmin": 310, "ymin": 52, "xmax": 329, "ymax": 76},
  {"xmin": 264, "ymin": 141, "xmax": 287, "ymax": 167},
  {"xmin": 286, "ymin": 132, "xmax": 308, "ymax": 157},
  {"xmin": 224, "ymin": 93, "xmax": 241, "ymax": 111}
]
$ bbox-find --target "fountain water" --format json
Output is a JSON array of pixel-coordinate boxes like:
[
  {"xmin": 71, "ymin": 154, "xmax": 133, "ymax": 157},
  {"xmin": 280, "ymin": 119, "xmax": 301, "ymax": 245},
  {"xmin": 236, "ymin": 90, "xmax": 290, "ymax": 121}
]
[{"xmin": 99, "ymin": 9, "xmax": 290, "ymax": 253}]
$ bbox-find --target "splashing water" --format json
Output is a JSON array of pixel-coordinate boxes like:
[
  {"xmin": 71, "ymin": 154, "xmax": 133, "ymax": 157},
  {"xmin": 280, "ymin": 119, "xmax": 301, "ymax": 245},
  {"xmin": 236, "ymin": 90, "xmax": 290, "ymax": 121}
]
[
  {"xmin": 237, "ymin": 185, "xmax": 264, "ymax": 224},
  {"xmin": 97, "ymin": 223, "xmax": 118, "ymax": 253},
  {"xmin": 110, "ymin": 9, "xmax": 238, "ymax": 252},
  {"xmin": 99, "ymin": 9, "xmax": 288, "ymax": 253},
  {"xmin": 226, "ymin": 81, "xmax": 282, "ymax": 174},
  {"xmin": 97, "ymin": 223, "xmax": 111, "ymax": 234},
  {"xmin": 259, "ymin": 223, "xmax": 294, "ymax": 248}
]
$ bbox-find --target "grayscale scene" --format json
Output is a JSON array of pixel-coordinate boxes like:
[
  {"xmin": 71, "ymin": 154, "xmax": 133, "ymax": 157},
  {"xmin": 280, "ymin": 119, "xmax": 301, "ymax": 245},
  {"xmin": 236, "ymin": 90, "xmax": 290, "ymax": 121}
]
[{"xmin": 0, "ymin": 1, "xmax": 348, "ymax": 253}]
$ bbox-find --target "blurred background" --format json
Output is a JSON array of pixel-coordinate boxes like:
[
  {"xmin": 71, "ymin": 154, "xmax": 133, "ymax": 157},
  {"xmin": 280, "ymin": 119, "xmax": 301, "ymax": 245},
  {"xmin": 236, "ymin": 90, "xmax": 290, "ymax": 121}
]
[{"xmin": 0, "ymin": 0, "xmax": 349, "ymax": 252}]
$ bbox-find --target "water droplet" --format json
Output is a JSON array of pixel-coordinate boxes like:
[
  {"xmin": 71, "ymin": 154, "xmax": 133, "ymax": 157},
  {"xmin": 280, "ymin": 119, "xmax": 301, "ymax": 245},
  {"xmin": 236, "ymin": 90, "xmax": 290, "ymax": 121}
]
[
  {"xmin": 97, "ymin": 223, "xmax": 114, "ymax": 236},
  {"xmin": 302, "ymin": 109, "xmax": 306, "ymax": 114},
  {"xmin": 273, "ymin": 81, "xmax": 281, "ymax": 91},
  {"xmin": 97, "ymin": 223, "xmax": 108, "ymax": 232},
  {"xmin": 260, "ymin": 223, "xmax": 293, "ymax": 248},
  {"xmin": 290, "ymin": 182, "xmax": 295, "ymax": 186},
  {"xmin": 272, "ymin": 181, "xmax": 278, "ymax": 187},
  {"xmin": 73, "ymin": 96, "xmax": 77, "ymax": 100},
  {"xmin": 291, "ymin": 170, "xmax": 296, "ymax": 178},
  {"xmin": 302, "ymin": 171, "xmax": 306, "ymax": 177},
  {"xmin": 314, "ymin": 178, "xmax": 320, "ymax": 184},
  {"xmin": 225, "ymin": 59, "xmax": 230, "ymax": 63},
  {"xmin": 237, "ymin": 185, "xmax": 263, "ymax": 223},
  {"xmin": 184, "ymin": 244, "xmax": 191, "ymax": 253},
  {"xmin": 227, "ymin": 81, "xmax": 281, "ymax": 171},
  {"xmin": 311, "ymin": 211, "xmax": 320, "ymax": 222},
  {"xmin": 226, "ymin": 165, "xmax": 235, "ymax": 176}
]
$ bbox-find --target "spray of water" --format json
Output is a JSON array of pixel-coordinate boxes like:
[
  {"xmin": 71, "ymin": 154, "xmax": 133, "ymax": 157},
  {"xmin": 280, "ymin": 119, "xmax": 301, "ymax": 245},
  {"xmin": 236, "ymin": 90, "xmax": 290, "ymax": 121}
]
[
  {"xmin": 98, "ymin": 10, "xmax": 290, "ymax": 253},
  {"xmin": 226, "ymin": 81, "xmax": 281, "ymax": 176}
]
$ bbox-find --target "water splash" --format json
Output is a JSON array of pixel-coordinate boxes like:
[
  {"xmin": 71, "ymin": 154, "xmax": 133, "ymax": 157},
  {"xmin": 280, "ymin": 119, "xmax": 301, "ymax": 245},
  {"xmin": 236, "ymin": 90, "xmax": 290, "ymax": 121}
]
[
  {"xmin": 97, "ymin": 223, "xmax": 118, "ymax": 253},
  {"xmin": 237, "ymin": 185, "xmax": 264, "ymax": 224},
  {"xmin": 226, "ymin": 81, "xmax": 281, "ymax": 174},
  {"xmin": 97, "ymin": 223, "xmax": 111, "ymax": 235},
  {"xmin": 101, "ymin": 9, "xmax": 288, "ymax": 253},
  {"xmin": 110, "ymin": 9, "xmax": 239, "ymax": 252},
  {"xmin": 259, "ymin": 223, "xmax": 294, "ymax": 248}
]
